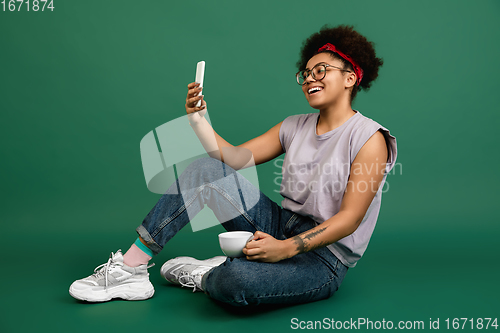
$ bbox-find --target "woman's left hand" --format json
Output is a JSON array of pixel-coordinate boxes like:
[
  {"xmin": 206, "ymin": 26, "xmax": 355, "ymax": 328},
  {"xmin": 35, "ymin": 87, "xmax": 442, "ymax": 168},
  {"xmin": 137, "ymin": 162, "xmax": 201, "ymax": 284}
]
[{"xmin": 242, "ymin": 231, "xmax": 294, "ymax": 263}]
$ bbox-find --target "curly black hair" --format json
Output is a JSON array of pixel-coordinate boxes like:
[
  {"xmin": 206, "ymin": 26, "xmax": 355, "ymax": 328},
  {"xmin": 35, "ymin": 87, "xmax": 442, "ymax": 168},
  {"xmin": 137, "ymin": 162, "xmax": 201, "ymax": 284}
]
[{"xmin": 297, "ymin": 24, "xmax": 383, "ymax": 103}]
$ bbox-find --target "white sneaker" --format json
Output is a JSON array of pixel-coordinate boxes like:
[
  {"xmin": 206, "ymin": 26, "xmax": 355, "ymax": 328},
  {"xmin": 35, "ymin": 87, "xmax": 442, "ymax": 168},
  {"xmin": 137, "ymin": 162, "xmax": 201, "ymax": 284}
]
[
  {"xmin": 69, "ymin": 250, "xmax": 155, "ymax": 302},
  {"xmin": 160, "ymin": 256, "xmax": 226, "ymax": 292}
]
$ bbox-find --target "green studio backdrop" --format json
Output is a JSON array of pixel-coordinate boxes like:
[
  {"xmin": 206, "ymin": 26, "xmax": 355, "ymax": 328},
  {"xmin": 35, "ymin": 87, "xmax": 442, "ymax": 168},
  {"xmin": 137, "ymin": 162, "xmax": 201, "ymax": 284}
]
[{"xmin": 1, "ymin": 0, "xmax": 499, "ymax": 332}]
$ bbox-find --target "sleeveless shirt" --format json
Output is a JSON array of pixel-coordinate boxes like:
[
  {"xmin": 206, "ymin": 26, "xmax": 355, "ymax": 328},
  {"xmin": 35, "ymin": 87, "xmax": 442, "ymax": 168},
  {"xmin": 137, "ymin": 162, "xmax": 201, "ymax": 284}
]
[{"xmin": 278, "ymin": 110, "xmax": 397, "ymax": 267}]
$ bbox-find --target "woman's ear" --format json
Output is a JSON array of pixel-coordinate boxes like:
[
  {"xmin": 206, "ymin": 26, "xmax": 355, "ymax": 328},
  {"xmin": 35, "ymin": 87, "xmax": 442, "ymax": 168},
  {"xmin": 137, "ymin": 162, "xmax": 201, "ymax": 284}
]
[{"xmin": 345, "ymin": 72, "xmax": 357, "ymax": 89}]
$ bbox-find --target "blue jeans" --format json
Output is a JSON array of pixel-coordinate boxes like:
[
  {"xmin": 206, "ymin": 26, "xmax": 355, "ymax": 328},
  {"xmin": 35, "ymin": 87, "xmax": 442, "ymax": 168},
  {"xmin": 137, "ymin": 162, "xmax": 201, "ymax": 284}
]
[{"xmin": 137, "ymin": 157, "xmax": 348, "ymax": 306}]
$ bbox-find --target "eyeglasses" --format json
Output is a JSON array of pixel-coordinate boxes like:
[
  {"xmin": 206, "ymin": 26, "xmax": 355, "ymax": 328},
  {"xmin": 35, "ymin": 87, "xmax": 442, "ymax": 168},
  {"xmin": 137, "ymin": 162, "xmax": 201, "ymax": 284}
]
[{"xmin": 296, "ymin": 63, "xmax": 352, "ymax": 85}]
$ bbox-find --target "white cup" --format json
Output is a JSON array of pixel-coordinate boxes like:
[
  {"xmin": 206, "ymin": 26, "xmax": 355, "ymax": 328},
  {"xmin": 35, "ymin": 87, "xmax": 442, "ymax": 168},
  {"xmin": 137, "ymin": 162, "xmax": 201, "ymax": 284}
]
[{"xmin": 218, "ymin": 231, "xmax": 254, "ymax": 257}]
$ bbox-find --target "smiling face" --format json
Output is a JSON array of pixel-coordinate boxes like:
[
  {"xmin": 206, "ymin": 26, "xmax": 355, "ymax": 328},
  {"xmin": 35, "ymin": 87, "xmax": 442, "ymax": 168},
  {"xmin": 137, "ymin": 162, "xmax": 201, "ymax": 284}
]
[{"xmin": 301, "ymin": 52, "xmax": 355, "ymax": 110}]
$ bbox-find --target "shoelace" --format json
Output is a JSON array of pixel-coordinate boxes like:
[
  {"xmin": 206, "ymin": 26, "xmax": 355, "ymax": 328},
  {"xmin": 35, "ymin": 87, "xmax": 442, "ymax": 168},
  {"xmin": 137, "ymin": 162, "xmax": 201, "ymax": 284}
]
[
  {"xmin": 92, "ymin": 252, "xmax": 155, "ymax": 291},
  {"xmin": 168, "ymin": 265, "xmax": 198, "ymax": 292},
  {"xmin": 177, "ymin": 271, "xmax": 200, "ymax": 292},
  {"xmin": 92, "ymin": 253, "xmax": 115, "ymax": 290},
  {"xmin": 173, "ymin": 265, "xmax": 212, "ymax": 292}
]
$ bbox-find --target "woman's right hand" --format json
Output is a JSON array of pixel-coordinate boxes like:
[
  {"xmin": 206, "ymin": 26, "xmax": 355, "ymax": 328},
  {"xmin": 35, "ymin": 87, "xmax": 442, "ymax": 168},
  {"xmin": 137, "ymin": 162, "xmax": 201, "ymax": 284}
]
[{"xmin": 185, "ymin": 82, "xmax": 207, "ymax": 116}]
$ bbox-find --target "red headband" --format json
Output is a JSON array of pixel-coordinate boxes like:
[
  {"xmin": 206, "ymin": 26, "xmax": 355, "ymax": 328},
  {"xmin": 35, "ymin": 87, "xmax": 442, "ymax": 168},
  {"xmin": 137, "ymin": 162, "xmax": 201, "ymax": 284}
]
[{"xmin": 317, "ymin": 43, "xmax": 363, "ymax": 86}]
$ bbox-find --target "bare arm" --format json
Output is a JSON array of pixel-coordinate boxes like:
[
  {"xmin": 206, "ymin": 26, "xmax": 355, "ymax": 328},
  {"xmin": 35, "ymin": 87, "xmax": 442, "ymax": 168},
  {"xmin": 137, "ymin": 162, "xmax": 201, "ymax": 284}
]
[{"xmin": 185, "ymin": 82, "xmax": 284, "ymax": 169}]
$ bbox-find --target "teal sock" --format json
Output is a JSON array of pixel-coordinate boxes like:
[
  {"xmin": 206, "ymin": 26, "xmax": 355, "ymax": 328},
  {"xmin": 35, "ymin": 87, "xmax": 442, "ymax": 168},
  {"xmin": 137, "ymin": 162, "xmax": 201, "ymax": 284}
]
[{"xmin": 134, "ymin": 238, "xmax": 154, "ymax": 257}]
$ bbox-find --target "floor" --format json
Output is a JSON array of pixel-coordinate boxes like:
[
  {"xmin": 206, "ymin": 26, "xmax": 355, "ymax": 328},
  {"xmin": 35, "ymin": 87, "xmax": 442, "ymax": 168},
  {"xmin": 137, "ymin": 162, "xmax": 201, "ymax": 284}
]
[{"xmin": 2, "ymin": 202, "xmax": 498, "ymax": 333}]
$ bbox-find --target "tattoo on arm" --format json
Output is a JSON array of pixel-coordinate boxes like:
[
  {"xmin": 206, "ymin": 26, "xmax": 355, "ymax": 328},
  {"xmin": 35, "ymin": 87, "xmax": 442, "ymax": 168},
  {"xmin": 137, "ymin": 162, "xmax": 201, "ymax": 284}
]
[
  {"xmin": 291, "ymin": 235, "xmax": 305, "ymax": 253},
  {"xmin": 292, "ymin": 227, "xmax": 329, "ymax": 254}
]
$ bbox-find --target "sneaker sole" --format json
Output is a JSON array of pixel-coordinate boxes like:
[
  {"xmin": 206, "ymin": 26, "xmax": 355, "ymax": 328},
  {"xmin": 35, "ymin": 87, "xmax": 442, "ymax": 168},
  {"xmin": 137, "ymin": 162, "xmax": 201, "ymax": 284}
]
[
  {"xmin": 69, "ymin": 280, "xmax": 155, "ymax": 302},
  {"xmin": 160, "ymin": 256, "xmax": 227, "ymax": 284}
]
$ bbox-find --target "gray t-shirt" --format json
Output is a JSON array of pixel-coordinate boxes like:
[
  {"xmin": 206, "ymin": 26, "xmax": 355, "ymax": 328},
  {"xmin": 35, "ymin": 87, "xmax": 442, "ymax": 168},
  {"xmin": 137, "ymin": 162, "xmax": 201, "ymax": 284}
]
[{"xmin": 278, "ymin": 110, "xmax": 397, "ymax": 267}]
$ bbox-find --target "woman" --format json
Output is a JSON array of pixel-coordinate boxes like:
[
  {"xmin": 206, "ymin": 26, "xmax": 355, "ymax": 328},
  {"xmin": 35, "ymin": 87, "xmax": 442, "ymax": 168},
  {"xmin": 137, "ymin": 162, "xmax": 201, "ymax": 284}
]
[{"xmin": 70, "ymin": 24, "xmax": 397, "ymax": 306}]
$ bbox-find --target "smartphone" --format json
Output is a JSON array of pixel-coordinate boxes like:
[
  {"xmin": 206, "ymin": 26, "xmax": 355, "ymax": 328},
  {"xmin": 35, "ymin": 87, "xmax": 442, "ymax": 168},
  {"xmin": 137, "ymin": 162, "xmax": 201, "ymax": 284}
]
[{"xmin": 195, "ymin": 61, "xmax": 205, "ymax": 107}]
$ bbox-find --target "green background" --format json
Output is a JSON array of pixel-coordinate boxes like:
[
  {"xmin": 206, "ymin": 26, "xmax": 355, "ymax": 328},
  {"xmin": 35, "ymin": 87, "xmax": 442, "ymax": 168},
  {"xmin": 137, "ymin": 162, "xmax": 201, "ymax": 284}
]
[{"xmin": 1, "ymin": 0, "xmax": 499, "ymax": 332}]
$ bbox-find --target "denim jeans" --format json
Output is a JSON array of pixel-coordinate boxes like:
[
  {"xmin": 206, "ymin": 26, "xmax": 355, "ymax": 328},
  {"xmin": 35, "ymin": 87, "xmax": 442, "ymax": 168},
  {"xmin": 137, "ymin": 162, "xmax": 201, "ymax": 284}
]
[{"xmin": 137, "ymin": 157, "xmax": 348, "ymax": 306}]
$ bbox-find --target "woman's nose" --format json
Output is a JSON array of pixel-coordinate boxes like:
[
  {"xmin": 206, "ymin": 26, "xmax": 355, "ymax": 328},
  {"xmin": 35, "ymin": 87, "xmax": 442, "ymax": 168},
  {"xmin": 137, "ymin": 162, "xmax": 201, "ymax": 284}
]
[{"xmin": 304, "ymin": 72, "xmax": 316, "ymax": 83}]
